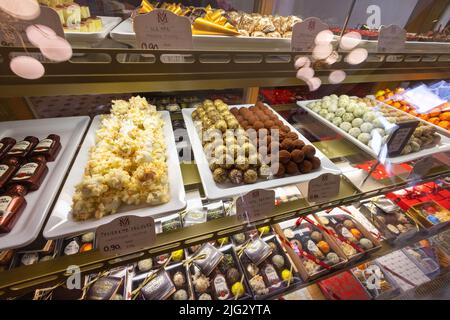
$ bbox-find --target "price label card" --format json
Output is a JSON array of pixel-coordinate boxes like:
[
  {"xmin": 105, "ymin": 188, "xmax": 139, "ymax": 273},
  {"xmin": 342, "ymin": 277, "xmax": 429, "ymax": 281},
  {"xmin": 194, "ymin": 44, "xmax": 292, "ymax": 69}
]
[
  {"xmin": 236, "ymin": 189, "xmax": 275, "ymax": 223},
  {"xmin": 0, "ymin": 6, "xmax": 64, "ymax": 47},
  {"xmin": 96, "ymin": 215, "xmax": 156, "ymax": 256},
  {"xmin": 307, "ymin": 173, "xmax": 340, "ymax": 202},
  {"xmin": 386, "ymin": 120, "xmax": 419, "ymax": 157},
  {"xmin": 378, "ymin": 24, "xmax": 406, "ymax": 53},
  {"xmin": 133, "ymin": 9, "xmax": 193, "ymax": 50},
  {"xmin": 291, "ymin": 17, "xmax": 328, "ymax": 52}
]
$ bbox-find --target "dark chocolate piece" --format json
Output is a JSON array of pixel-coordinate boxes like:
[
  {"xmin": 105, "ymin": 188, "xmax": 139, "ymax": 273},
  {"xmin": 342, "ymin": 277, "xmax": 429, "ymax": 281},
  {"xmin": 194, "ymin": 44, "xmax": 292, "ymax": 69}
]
[
  {"xmin": 30, "ymin": 134, "xmax": 61, "ymax": 161},
  {"xmin": 86, "ymin": 276, "xmax": 123, "ymax": 300}
]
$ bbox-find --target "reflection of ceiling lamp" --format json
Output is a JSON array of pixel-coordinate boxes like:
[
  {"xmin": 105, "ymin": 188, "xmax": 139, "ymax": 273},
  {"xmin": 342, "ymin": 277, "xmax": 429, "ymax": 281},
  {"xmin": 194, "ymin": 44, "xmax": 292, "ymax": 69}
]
[
  {"xmin": 0, "ymin": 2, "xmax": 72, "ymax": 79},
  {"xmin": 294, "ymin": 30, "xmax": 368, "ymax": 91},
  {"xmin": 0, "ymin": 0, "xmax": 40, "ymax": 20}
]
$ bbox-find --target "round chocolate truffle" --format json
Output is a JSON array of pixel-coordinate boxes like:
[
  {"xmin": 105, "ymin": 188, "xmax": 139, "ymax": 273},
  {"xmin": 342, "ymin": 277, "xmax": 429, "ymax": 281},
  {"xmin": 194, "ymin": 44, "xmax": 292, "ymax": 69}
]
[
  {"xmin": 302, "ymin": 145, "xmax": 316, "ymax": 159},
  {"xmin": 292, "ymin": 139, "xmax": 305, "ymax": 150},
  {"xmin": 274, "ymin": 120, "xmax": 283, "ymax": 127},
  {"xmin": 281, "ymin": 125, "xmax": 291, "ymax": 133},
  {"xmin": 226, "ymin": 267, "xmax": 241, "ymax": 283},
  {"xmin": 299, "ymin": 160, "xmax": 313, "ymax": 173},
  {"xmin": 230, "ymin": 107, "xmax": 239, "ymax": 115},
  {"xmin": 273, "ymin": 163, "xmax": 286, "ymax": 177},
  {"xmin": 286, "ymin": 161, "xmax": 300, "ymax": 175},
  {"xmin": 311, "ymin": 231, "xmax": 322, "ymax": 242},
  {"xmin": 278, "ymin": 150, "xmax": 291, "ymax": 164},
  {"xmin": 280, "ymin": 139, "xmax": 293, "ymax": 151},
  {"xmin": 244, "ymin": 169, "xmax": 258, "ymax": 184},
  {"xmin": 253, "ymin": 121, "xmax": 264, "ymax": 130},
  {"xmin": 310, "ymin": 156, "xmax": 321, "ymax": 170},
  {"xmin": 229, "ymin": 169, "xmax": 244, "ymax": 184},
  {"xmin": 286, "ymin": 132, "xmax": 298, "ymax": 140},
  {"xmin": 291, "ymin": 149, "xmax": 305, "ymax": 163},
  {"xmin": 264, "ymin": 120, "xmax": 274, "ymax": 129},
  {"xmin": 213, "ymin": 167, "xmax": 228, "ymax": 183}
]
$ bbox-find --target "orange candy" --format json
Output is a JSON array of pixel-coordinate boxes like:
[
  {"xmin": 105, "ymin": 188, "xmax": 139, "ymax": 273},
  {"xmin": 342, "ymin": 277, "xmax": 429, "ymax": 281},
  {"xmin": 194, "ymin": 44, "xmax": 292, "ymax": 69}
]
[
  {"xmin": 441, "ymin": 112, "xmax": 450, "ymax": 121},
  {"xmin": 317, "ymin": 240, "xmax": 331, "ymax": 254},
  {"xmin": 350, "ymin": 228, "xmax": 362, "ymax": 240},
  {"xmin": 438, "ymin": 121, "xmax": 449, "ymax": 129}
]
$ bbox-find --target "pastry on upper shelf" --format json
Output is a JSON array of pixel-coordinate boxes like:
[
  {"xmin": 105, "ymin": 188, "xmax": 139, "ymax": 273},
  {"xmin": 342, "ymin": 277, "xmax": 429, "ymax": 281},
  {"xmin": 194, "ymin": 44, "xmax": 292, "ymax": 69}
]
[
  {"xmin": 71, "ymin": 96, "xmax": 169, "ymax": 221},
  {"xmin": 38, "ymin": 0, "xmax": 103, "ymax": 32}
]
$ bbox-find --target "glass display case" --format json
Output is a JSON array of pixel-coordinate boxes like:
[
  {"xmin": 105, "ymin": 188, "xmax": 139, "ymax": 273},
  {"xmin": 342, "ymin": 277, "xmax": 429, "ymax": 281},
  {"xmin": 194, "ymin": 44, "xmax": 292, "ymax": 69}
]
[{"xmin": 0, "ymin": 0, "xmax": 449, "ymax": 301}]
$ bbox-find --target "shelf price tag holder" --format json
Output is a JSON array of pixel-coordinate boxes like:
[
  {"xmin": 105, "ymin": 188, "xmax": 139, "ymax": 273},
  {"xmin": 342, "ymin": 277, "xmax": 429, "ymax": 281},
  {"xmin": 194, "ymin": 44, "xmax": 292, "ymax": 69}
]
[
  {"xmin": 133, "ymin": 8, "xmax": 193, "ymax": 51},
  {"xmin": 291, "ymin": 17, "xmax": 328, "ymax": 52},
  {"xmin": 96, "ymin": 215, "xmax": 156, "ymax": 256},
  {"xmin": 386, "ymin": 120, "xmax": 419, "ymax": 157},
  {"xmin": 378, "ymin": 24, "xmax": 406, "ymax": 53},
  {"xmin": 297, "ymin": 173, "xmax": 340, "ymax": 203},
  {"xmin": 236, "ymin": 189, "xmax": 275, "ymax": 223}
]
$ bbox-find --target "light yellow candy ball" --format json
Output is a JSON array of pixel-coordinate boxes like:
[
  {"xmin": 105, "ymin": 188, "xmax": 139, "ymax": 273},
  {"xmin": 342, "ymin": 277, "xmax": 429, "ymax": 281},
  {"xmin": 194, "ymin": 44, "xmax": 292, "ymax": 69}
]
[
  {"xmin": 231, "ymin": 282, "xmax": 245, "ymax": 298},
  {"xmin": 281, "ymin": 269, "xmax": 293, "ymax": 282},
  {"xmin": 171, "ymin": 249, "xmax": 184, "ymax": 262}
]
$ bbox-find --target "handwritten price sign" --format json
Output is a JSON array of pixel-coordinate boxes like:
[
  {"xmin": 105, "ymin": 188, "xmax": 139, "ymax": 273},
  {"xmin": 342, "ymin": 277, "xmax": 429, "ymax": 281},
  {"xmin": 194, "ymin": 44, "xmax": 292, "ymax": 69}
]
[
  {"xmin": 133, "ymin": 9, "xmax": 193, "ymax": 50},
  {"xmin": 291, "ymin": 17, "xmax": 328, "ymax": 51},
  {"xmin": 307, "ymin": 173, "xmax": 340, "ymax": 202},
  {"xmin": 96, "ymin": 215, "xmax": 156, "ymax": 256},
  {"xmin": 236, "ymin": 189, "xmax": 275, "ymax": 223}
]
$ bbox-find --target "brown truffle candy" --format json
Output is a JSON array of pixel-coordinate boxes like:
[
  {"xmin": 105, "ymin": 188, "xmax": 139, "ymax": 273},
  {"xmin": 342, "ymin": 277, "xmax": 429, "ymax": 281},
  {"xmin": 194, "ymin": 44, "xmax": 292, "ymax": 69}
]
[
  {"xmin": 263, "ymin": 109, "xmax": 272, "ymax": 116},
  {"xmin": 281, "ymin": 125, "xmax": 291, "ymax": 133},
  {"xmin": 230, "ymin": 107, "xmax": 239, "ymax": 115},
  {"xmin": 264, "ymin": 120, "xmax": 274, "ymax": 129},
  {"xmin": 255, "ymin": 101, "xmax": 265, "ymax": 109},
  {"xmin": 249, "ymin": 106, "xmax": 258, "ymax": 112},
  {"xmin": 292, "ymin": 139, "xmax": 305, "ymax": 150},
  {"xmin": 310, "ymin": 157, "xmax": 321, "ymax": 170},
  {"xmin": 213, "ymin": 168, "xmax": 228, "ymax": 183},
  {"xmin": 302, "ymin": 145, "xmax": 316, "ymax": 159},
  {"xmin": 286, "ymin": 161, "xmax": 300, "ymax": 175},
  {"xmin": 270, "ymin": 115, "xmax": 279, "ymax": 121},
  {"xmin": 286, "ymin": 132, "xmax": 298, "ymax": 140},
  {"xmin": 272, "ymin": 163, "xmax": 285, "ymax": 177},
  {"xmin": 243, "ymin": 169, "xmax": 258, "ymax": 184},
  {"xmin": 239, "ymin": 108, "xmax": 249, "ymax": 116},
  {"xmin": 236, "ymin": 115, "xmax": 244, "ymax": 122},
  {"xmin": 253, "ymin": 121, "xmax": 264, "ymax": 130},
  {"xmin": 280, "ymin": 139, "xmax": 294, "ymax": 151},
  {"xmin": 246, "ymin": 116, "xmax": 257, "ymax": 125},
  {"xmin": 278, "ymin": 150, "xmax": 291, "ymax": 164},
  {"xmin": 299, "ymin": 160, "xmax": 313, "ymax": 173},
  {"xmin": 291, "ymin": 149, "xmax": 305, "ymax": 163},
  {"xmin": 240, "ymin": 120, "xmax": 249, "ymax": 128},
  {"xmin": 229, "ymin": 169, "xmax": 244, "ymax": 184}
]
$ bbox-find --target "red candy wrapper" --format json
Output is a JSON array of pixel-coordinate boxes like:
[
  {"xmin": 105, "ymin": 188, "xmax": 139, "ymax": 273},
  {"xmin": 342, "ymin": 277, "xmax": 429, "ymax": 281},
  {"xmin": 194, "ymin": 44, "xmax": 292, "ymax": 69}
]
[{"xmin": 318, "ymin": 271, "xmax": 371, "ymax": 300}]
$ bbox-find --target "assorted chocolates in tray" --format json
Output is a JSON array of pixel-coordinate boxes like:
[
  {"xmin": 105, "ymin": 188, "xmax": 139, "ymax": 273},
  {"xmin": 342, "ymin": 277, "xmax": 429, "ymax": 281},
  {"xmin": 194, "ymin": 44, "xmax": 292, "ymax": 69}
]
[
  {"xmin": 239, "ymin": 235, "xmax": 301, "ymax": 299},
  {"xmin": 278, "ymin": 218, "xmax": 346, "ymax": 279},
  {"xmin": 0, "ymin": 135, "xmax": 61, "ymax": 234}
]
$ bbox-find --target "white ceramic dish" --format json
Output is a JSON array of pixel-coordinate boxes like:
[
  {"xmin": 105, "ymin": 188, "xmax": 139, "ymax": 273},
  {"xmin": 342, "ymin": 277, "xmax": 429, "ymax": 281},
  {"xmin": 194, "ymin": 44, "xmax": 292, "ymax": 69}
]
[
  {"xmin": 65, "ymin": 16, "xmax": 122, "ymax": 44},
  {"xmin": 44, "ymin": 111, "xmax": 186, "ymax": 239},
  {"xmin": 110, "ymin": 18, "xmax": 291, "ymax": 50},
  {"xmin": 297, "ymin": 100, "xmax": 450, "ymax": 164},
  {"xmin": 0, "ymin": 117, "xmax": 90, "ymax": 250},
  {"xmin": 182, "ymin": 104, "xmax": 341, "ymax": 200}
]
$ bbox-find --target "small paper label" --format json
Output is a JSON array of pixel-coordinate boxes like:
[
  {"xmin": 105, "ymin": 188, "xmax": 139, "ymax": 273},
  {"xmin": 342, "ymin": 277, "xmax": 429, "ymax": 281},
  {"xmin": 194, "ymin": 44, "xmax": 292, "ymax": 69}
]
[
  {"xmin": 291, "ymin": 17, "xmax": 328, "ymax": 51},
  {"xmin": 307, "ymin": 173, "xmax": 340, "ymax": 202},
  {"xmin": 236, "ymin": 189, "xmax": 275, "ymax": 223},
  {"xmin": 13, "ymin": 162, "xmax": 38, "ymax": 180},
  {"xmin": 0, "ymin": 164, "xmax": 8, "ymax": 177},
  {"xmin": 9, "ymin": 140, "xmax": 30, "ymax": 154},
  {"xmin": 0, "ymin": 6, "xmax": 65, "ymax": 47},
  {"xmin": 0, "ymin": 196, "xmax": 12, "ymax": 215},
  {"xmin": 34, "ymin": 138, "xmax": 53, "ymax": 151},
  {"xmin": 408, "ymin": 157, "xmax": 433, "ymax": 180},
  {"xmin": 96, "ymin": 215, "xmax": 156, "ymax": 256},
  {"xmin": 133, "ymin": 9, "xmax": 193, "ymax": 50},
  {"xmin": 378, "ymin": 25, "xmax": 406, "ymax": 53}
]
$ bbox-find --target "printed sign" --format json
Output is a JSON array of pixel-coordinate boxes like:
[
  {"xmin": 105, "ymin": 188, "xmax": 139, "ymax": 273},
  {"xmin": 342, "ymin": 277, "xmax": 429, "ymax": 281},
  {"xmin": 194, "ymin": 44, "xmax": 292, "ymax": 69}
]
[
  {"xmin": 0, "ymin": 6, "xmax": 64, "ymax": 47},
  {"xmin": 378, "ymin": 24, "xmax": 406, "ymax": 53},
  {"xmin": 291, "ymin": 17, "xmax": 328, "ymax": 52},
  {"xmin": 236, "ymin": 189, "xmax": 275, "ymax": 223},
  {"xmin": 307, "ymin": 173, "xmax": 340, "ymax": 202},
  {"xmin": 96, "ymin": 215, "xmax": 156, "ymax": 256},
  {"xmin": 133, "ymin": 9, "xmax": 193, "ymax": 50}
]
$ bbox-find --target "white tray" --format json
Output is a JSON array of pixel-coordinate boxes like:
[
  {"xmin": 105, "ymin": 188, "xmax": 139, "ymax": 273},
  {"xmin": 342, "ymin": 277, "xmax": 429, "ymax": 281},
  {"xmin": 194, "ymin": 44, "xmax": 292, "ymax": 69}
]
[
  {"xmin": 44, "ymin": 111, "xmax": 186, "ymax": 239},
  {"xmin": 0, "ymin": 116, "xmax": 90, "ymax": 250},
  {"xmin": 110, "ymin": 18, "xmax": 291, "ymax": 50},
  {"xmin": 297, "ymin": 100, "xmax": 450, "ymax": 164},
  {"xmin": 65, "ymin": 16, "xmax": 122, "ymax": 44},
  {"xmin": 182, "ymin": 104, "xmax": 341, "ymax": 200}
]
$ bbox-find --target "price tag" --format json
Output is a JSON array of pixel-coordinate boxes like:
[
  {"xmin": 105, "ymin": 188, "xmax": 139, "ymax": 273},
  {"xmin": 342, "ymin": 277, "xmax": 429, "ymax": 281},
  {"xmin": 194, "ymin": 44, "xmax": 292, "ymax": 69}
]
[
  {"xmin": 386, "ymin": 120, "xmax": 419, "ymax": 157},
  {"xmin": 0, "ymin": 6, "xmax": 64, "ymax": 47},
  {"xmin": 378, "ymin": 24, "xmax": 406, "ymax": 53},
  {"xmin": 133, "ymin": 9, "xmax": 193, "ymax": 50},
  {"xmin": 96, "ymin": 215, "xmax": 156, "ymax": 256},
  {"xmin": 291, "ymin": 17, "xmax": 328, "ymax": 52},
  {"xmin": 307, "ymin": 173, "xmax": 340, "ymax": 202},
  {"xmin": 236, "ymin": 189, "xmax": 275, "ymax": 223},
  {"xmin": 408, "ymin": 157, "xmax": 433, "ymax": 180}
]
